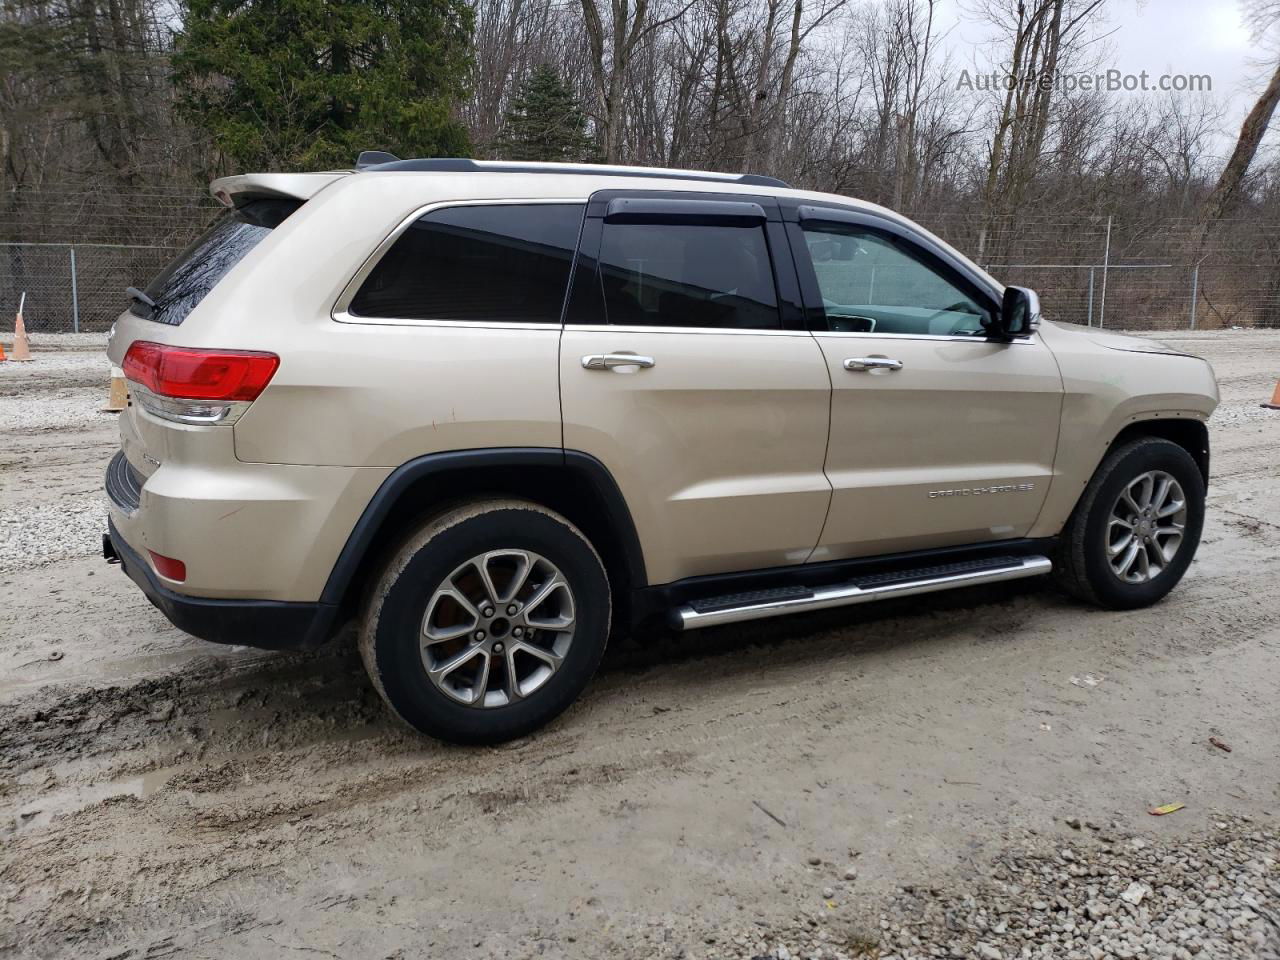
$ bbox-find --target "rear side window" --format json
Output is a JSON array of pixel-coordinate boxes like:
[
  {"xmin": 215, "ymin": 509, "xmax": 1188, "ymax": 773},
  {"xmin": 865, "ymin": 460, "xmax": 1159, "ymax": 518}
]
[
  {"xmin": 132, "ymin": 199, "xmax": 297, "ymax": 326},
  {"xmin": 349, "ymin": 203, "xmax": 585, "ymax": 323},
  {"xmin": 592, "ymin": 221, "xmax": 779, "ymax": 329}
]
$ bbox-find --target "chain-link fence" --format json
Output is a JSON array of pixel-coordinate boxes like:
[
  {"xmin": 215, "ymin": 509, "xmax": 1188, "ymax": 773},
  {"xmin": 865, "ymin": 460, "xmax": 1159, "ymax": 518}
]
[
  {"xmin": 2, "ymin": 209, "xmax": 1278, "ymax": 333},
  {"xmin": 0, "ymin": 242, "xmax": 181, "ymax": 333},
  {"xmin": 920, "ymin": 212, "xmax": 1280, "ymax": 331}
]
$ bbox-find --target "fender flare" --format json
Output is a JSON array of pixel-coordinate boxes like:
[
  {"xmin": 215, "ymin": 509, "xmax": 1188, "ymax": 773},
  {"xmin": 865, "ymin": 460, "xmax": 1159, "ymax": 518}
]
[{"xmin": 317, "ymin": 448, "xmax": 647, "ymax": 607}]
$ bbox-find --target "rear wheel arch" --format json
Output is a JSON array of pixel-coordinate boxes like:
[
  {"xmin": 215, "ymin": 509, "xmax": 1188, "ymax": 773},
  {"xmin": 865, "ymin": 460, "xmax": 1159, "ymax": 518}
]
[{"xmin": 321, "ymin": 449, "xmax": 646, "ymax": 630}]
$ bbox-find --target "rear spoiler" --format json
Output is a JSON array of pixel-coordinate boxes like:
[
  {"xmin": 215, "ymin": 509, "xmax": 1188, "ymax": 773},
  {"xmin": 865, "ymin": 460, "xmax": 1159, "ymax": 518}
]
[{"xmin": 210, "ymin": 172, "xmax": 349, "ymax": 210}]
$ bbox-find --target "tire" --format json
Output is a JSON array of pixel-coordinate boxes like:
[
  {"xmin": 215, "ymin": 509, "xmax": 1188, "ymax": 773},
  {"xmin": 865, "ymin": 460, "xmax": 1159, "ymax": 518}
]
[
  {"xmin": 359, "ymin": 499, "xmax": 610, "ymax": 744},
  {"xmin": 1053, "ymin": 436, "xmax": 1205, "ymax": 610}
]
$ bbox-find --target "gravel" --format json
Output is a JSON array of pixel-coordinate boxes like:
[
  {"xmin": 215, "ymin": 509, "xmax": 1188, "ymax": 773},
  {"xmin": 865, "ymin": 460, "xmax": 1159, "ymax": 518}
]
[
  {"xmin": 0, "ymin": 352, "xmax": 111, "ymax": 432},
  {"xmin": 0, "ymin": 500, "xmax": 108, "ymax": 574},
  {"xmin": 0, "ymin": 334, "xmax": 113, "ymax": 573},
  {"xmin": 861, "ymin": 816, "xmax": 1279, "ymax": 960},
  {"xmin": 619, "ymin": 818, "xmax": 1280, "ymax": 960}
]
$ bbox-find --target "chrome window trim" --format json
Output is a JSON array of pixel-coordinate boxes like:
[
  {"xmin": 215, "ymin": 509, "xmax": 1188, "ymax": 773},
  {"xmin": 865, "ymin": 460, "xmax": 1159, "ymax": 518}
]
[
  {"xmin": 331, "ymin": 310, "xmax": 567, "ymax": 331},
  {"xmin": 332, "ymin": 198, "xmax": 588, "ymax": 327},
  {"xmin": 812, "ymin": 330, "xmax": 1036, "ymax": 345},
  {"xmin": 564, "ymin": 323, "xmax": 814, "ymax": 338}
]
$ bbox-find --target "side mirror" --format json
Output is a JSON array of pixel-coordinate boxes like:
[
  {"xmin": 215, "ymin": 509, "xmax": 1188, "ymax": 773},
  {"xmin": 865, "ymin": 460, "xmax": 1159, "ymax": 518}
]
[{"xmin": 997, "ymin": 286, "xmax": 1041, "ymax": 338}]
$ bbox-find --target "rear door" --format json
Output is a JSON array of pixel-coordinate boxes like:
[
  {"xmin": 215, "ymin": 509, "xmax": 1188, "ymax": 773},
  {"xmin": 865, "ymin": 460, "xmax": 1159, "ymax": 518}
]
[
  {"xmin": 559, "ymin": 191, "xmax": 833, "ymax": 585},
  {"xmin": 787, "ymin": 204, "xmax": 1064, "ymax": 560}
]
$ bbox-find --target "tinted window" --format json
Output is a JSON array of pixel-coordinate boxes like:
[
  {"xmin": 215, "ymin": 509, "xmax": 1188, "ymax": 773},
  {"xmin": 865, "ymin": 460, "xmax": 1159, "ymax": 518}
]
[
  {"xmin": 132, "ymin": 199, "xmax": 297, "ymax": 326},
  {"xmin": 350, "ymin": 204, "xmax": 584, "ymax": 323},
  {"xmin": 803, "ymin": 226, "xmax": 992, "ymax": 336},
  {"xmin": 591, "ymin": 222, "xmax": 779, "ymax": 329}
]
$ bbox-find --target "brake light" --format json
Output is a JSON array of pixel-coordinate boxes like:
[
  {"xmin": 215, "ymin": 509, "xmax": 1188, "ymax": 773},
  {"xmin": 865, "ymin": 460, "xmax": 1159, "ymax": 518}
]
[
  {"xmin": 123, "ymin": 341, "xmax": 279, "ymax": 401},
  {"xmin": 122, "ymin": 341, "xmax": 279, "ymax": 425}
]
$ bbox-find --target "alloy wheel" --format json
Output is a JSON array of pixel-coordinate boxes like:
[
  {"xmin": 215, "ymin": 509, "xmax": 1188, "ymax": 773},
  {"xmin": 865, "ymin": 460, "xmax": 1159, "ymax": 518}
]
[
  {"xmin": 420, "ymin": 550, "xmax": 576, "ymax": 707},
  {"xmin": 1106, "ymin": 470, "xmax": 1188, "ymax": 584}
]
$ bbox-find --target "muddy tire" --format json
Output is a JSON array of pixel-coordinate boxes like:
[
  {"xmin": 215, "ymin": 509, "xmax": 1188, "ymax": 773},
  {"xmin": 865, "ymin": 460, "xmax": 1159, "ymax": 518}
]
[
  {"xmin": 1053, "ymin": 437, "xmax": 1205, "ymax": 610},
  {"xmin": 359, "ymin": 499, "xmax": 610, "ymax": 744}
]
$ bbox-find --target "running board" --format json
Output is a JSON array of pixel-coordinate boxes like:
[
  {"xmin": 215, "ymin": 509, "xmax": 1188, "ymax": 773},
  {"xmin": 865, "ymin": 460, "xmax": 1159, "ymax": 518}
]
[{"xmin": 674, "ymin": 555, "xmax": 1052, "ymax": 631}]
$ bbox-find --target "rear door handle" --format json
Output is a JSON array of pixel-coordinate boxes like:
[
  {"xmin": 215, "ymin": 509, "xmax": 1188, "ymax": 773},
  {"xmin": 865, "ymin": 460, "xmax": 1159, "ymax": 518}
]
[
  {"xmin": 844, "ymin": 357, "xmax": 903, "ymax": 372},
  {"xmin": 582, "ymin": 353, "xmax": 656, "ymax": 371}
]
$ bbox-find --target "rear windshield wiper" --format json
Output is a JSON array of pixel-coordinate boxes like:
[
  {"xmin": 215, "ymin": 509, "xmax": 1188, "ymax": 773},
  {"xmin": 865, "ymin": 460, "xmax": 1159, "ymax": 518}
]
[{"xmin": 126, "ymin": 286, "xmax": 156, "ymax": 309}]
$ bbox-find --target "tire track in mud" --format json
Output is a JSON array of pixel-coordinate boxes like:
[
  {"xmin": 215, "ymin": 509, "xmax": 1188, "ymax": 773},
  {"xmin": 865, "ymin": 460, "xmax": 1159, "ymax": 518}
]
[
  {"xmin": 6, "ymin": 564, "xmax": 1278, "ymax": 784},
  {"xmin": 12, "ymin": 575, "xmax": 1269, "ymax": 957}
]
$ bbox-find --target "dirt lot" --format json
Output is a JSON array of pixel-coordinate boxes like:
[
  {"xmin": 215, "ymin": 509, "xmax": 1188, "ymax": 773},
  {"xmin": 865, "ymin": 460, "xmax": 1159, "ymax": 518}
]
[{"xmin": 1, "ymin": 331, "xmax": 1278, "ymax": 960}]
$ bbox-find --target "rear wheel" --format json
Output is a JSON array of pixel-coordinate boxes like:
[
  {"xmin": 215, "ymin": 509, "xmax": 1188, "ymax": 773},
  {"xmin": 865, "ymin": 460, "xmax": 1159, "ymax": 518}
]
[
  {"xmin": 360, "ymin": 499, "xmax": 610, "ymax": 744},
  {"xmin": 1053, "ymin": 436, "xmax": 1205, "ymax": 609}
]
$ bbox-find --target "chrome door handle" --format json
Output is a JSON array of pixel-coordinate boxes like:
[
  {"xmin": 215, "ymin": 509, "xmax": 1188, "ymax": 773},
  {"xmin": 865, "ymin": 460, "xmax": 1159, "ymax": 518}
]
[
  {"xmin": 581, "ymin": 353, "xmax": 656, "ymax": 371},
  {"xmin": 844, "ymin": 357, "xmax": 903, "ymax": 372}
]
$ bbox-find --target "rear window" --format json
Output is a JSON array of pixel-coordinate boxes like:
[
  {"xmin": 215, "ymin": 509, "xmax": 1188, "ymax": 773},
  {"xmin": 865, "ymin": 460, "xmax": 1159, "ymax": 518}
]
[
  {"xmin": 131, "ymin": 199, "xmax": 298, "ymax": 326},
  {"xmin": 348, "ymin": 203, "xmax": 585, "ymax": 323}
]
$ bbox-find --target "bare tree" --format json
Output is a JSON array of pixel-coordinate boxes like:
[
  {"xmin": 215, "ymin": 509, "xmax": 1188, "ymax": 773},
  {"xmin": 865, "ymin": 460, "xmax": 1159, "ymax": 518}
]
[
  {"xmin": 578, "ymin": 0, "xmax": 694, "ymax": 161},
  {"xmin": 970, "ymin": 0, "xmax": 1106, "ymax": 259},
  {"xmin": 1199, "ymin": 1, "xmax": 1280, "ymax": 224}
]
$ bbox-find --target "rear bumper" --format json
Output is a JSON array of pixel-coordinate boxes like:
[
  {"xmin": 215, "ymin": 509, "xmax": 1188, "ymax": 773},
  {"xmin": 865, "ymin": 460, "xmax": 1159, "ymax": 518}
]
[{"xmin": 106, "ymin": 518, "xmax": 337, "ymax": 649}]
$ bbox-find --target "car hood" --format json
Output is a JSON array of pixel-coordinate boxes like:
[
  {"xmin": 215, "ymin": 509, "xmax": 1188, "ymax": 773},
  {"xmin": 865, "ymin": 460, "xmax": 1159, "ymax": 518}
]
[{"xmin": 1045, "ymin": 321, "xmax": 1200, "ymax": 358}]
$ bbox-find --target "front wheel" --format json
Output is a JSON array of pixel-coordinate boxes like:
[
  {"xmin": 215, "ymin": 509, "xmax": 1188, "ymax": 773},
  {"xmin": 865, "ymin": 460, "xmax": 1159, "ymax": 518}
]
[
  {"xmin": 359, "ymin": 499, "xmax": 611, "ymax": 744},
  {"xmin": 1053, "ymin": 436, "xmax": 1206, "ymax": 609}
]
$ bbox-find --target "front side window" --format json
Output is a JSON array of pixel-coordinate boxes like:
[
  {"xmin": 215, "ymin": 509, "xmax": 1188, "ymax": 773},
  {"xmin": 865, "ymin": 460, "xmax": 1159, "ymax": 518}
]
[
  {"xmin": 350, "ymin": 203, "xmax": 585, "ymax": 323},
  {"xmin": 802, "ymin": 225, "xmax": 992, "ymax": 337},
  {"xmin": 590, "ymin": 221, "xmax": 780, "ymax": 330}
]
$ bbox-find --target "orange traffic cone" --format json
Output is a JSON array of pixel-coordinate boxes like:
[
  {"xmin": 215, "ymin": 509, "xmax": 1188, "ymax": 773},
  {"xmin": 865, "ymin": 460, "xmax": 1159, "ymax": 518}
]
[
  {"xmin": 10, "ymin": 293, "xmax": 33, "ymax": 362},
  {"xmin": 102, "ymin": 365, "xmax": 128, "ymax": 413},
  {"xmin": 0, "ymin": 337, "xmax": 6, "ymax": 361},
  {"xmin": 1263, "ymin": 380, "xmax": 1280, "ymax": 411}
]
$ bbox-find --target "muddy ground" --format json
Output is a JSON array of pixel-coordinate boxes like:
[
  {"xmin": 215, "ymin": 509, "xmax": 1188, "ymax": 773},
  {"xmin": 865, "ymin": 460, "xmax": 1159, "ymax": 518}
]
[{"xmin": 1, "ymin": 331, "xmax": 1277, "ymax": 959}]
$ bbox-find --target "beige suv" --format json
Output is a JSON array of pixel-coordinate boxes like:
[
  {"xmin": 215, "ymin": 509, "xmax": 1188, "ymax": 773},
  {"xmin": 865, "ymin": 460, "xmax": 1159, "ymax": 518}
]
[{"xmin": 103, "ymin": 156, "xmax": 1219, "ymax": 743}]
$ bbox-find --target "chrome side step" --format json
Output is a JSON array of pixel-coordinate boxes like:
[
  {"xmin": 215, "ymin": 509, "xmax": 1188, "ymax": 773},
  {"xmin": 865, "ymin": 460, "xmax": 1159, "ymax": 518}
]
[{"xmin": 675, "ymin": 555, "xmax": 1053, "ymax": 631}]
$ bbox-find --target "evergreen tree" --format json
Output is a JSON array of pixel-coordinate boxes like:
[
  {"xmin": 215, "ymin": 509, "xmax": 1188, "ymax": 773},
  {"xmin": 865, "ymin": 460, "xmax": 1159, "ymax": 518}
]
[
  {"xmin": 174, "ymin": 0, "xmax": 474, "ymax": 171},
  {"xmin": 498, "ymin": 65, "xmax": 595, "ymax": 163}
]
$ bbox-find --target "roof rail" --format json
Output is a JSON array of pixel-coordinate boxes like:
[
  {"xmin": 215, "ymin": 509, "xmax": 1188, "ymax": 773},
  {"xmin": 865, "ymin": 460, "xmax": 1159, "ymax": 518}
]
[{"xmin": 356, "ymin": 156, "xmax": 790, "ymax": 189}]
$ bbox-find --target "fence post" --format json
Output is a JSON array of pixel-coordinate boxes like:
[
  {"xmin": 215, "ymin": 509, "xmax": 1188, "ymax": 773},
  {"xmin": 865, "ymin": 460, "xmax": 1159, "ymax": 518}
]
[
  {"xmin": 1182, "ymin": 263, "xmax": 1192, "ymax": 330},
  {"xmin": 1182, "ymin": 257, "xmax": 1203, "ymax": 332},
  {"xmin": 69, "ymin": 245, "xmax": 80, "ymax": 333},
  {"xmin": 1087, "ymin": 266, "xmax": 1095, "ymax": 326},
  {"xmin": 1098, "ymin": 215, "xmax": 1112, "ymax": 329}
]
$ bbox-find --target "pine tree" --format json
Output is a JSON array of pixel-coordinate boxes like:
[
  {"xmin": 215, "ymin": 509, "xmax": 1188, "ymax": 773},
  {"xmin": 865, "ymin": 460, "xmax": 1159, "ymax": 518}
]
[
  {"xmin": 498, "ymin": 65, "xmax": 595, "ymax": 163},
  {"xmin": 174, "ymin": 0, "xmax": 474, "ymax": 171}
]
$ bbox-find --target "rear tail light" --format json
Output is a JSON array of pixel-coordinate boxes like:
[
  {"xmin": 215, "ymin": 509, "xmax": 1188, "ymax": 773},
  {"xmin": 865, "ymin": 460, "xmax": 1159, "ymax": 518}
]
[
  {"xmin": 123, "ymin": 341, "xmax": 279, "ymax": 425},
  {"xmin": 148, "ymin": 550, "xmax": 187, "ymax": 582}
]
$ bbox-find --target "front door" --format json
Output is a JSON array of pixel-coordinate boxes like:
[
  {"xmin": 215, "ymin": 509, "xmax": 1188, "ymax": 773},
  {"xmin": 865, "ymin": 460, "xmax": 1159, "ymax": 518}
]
[
  {"xmin": 559, "ymin": 193, "xmax": 833, "ymax": 585},
  {"xmin": 790, "ymin": 209, "xmax": 1064, "ymax": 561}
]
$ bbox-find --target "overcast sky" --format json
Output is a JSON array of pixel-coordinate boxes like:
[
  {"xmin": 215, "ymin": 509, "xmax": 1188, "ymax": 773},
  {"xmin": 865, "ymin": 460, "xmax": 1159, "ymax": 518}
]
[{"xmin": 929, "ymin": 0, "xmax": 1275, "ymax": 157}]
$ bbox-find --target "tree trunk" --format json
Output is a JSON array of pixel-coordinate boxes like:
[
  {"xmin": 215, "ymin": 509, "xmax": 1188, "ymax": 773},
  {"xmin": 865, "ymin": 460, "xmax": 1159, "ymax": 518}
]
[
  {"xmin": 1201, "ymin": 59, "xmax": 1280, "ymax": 224},
  {"xmin": 762, "ymin": 0, "xmax": 803, "ymax": 174}
]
